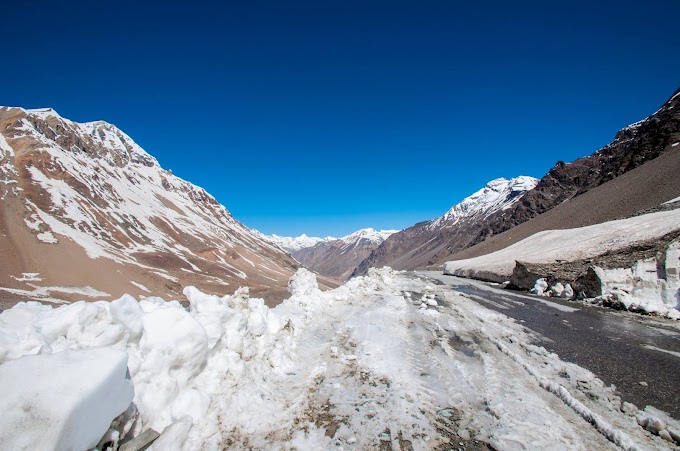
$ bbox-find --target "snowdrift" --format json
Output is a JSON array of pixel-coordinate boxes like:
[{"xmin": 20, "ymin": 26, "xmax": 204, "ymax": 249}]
[
  {"xmin": 0, "ymin": 268, "xmax": 399, "ymax": 449},
  {"xmin": 1, "ymin": 267, "xmax": 678, "ymax": 449}
]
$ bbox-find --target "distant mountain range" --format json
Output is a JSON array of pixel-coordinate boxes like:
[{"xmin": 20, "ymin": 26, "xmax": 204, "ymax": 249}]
[
  {"xmin": 0, "ymin": 107, "xmax": 300, "ymax": 305},
  {"xmin": 259, "ymin": 228, "xmax": 397, "ymax": 282}
]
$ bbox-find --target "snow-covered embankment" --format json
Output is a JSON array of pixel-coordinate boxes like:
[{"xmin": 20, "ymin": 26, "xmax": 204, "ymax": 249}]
[
  {"xmin": 0, "ymin": 268, "xmax": 678, "ymax": 449},
  {"xmin": 444, "ymin": 208, "xmax": 680, "ymax": 317}
]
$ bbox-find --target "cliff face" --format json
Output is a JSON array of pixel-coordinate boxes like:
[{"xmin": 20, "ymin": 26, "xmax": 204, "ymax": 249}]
[
  {"xmin": 444, "ymin": 88, "xmax": 680, "ymax": 263},
  {"xmin": 488, "ymin": 88, "xmax": 680, "ymax": 226}
]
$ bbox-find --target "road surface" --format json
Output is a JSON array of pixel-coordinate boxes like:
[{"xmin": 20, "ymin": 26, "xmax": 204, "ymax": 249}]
[{"xmin": 417, "ymin": 271, "xmax": 680, "ymax": 418}]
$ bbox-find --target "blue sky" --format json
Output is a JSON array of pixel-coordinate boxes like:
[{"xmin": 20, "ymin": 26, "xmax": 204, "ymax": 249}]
[{"xmin": 2, "ymin": 1, "xmax": 679, "ymax": 237}]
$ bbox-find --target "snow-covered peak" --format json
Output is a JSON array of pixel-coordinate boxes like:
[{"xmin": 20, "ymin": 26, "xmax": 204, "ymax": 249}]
[
  {"xmin": 11, "ymin": 106, "xmax": 160, "ymax": 169},
  {"xmin": 23, "ymin": 107, "xmax": 62, "ymax": 119},
  {"xmin": 338, "ymin": 228, "xmax": 398, "ymax": 245},
  {"xmin": 256, "ymin": 232, "xmax": 335, "ymax": 252},
  {"xmin": 0, "ymin": 106, "xmax": 295, "ymax": 282},
  {"xmin": 257, "ymin": 228, "xmax": 398, "ymax": 254},
  {"xmin": 432, "ymin": 176, "xmax": 538, "ymax": 228}
]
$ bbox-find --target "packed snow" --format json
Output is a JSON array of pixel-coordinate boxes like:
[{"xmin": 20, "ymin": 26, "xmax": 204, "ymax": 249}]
[
  {"xmin": 0, "ymin": 268, "xmax": 676, "ymax": 449},
  {"xmin": 587, "ymin": 253, "xmax": 680, "ymax": 319},
  {"xmin": 0, "ymin": 347, "xmax": 134, "ymax": 451},
  {"xmin": 430, "ymin": 176, "xmax": 538, "ymax": 229}
]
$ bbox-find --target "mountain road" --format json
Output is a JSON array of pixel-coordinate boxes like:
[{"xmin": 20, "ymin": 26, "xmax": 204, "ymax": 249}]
[{"xmin": 416, "ymin": 271, "xmax": 680, "ymax": 418}]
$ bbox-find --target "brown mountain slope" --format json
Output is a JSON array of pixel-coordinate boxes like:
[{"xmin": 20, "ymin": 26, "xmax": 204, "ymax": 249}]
[
  {"xmin": 290, "ymin": 229, "xmax": 397, "ymax": 282},
  {"xmin": 352, "ymin": 177, "xmax": 538, "ymax": 276},
  {"xmin": 0, "ymin": 107, "xmax": 301, "ymax": 306}
]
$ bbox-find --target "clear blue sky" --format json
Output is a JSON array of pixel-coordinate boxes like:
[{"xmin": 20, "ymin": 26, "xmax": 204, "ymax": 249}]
[{"xmin": 2, "ymin": 1, "xmax": 679, "ymax": 237}]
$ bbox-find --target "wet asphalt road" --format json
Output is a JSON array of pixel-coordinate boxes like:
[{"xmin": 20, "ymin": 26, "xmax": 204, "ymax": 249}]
[{"xmin": 416, "ymin": 271, "xmax": 680, "ymax": 418}]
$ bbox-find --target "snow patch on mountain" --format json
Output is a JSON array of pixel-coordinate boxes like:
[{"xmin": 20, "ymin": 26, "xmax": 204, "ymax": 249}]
[
  {"xmin": 337, "ymin": 228, "xmax": 398, "ymax": 247},
  {"xmin": 254, "ymin": 231, "xmax": 334, "ymax": 252},
  {"xmin": 431, "ymin": 176, "xmax": 538, "ymax": 229}
]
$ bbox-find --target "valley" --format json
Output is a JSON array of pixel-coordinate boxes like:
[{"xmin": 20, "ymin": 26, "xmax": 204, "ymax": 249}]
[{"xmin": 1, "ymin": 74, "xmax": 679, "ymax": 451}]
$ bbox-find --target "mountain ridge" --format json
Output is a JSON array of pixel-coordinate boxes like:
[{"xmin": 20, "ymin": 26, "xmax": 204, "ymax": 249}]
[
  {"xmin": 0, "ymin": 106, "xmax": 301, "ymax": 305},
  {"xmin": 279, "ymin": 228, "xmax": 399, "ymax": 281}
]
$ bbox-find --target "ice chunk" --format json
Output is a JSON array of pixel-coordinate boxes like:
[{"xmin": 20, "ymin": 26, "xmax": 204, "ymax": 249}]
[
  {"xmin": 111, "ymin": 294, "xmax": 144, "ymax": 340},
  {"xmin": 530, "ymin": 278, "xmax": 548, "ymax": 296},
  {"xmin": 288, "ymin": 268, "xmax": 321, "ymax": 296},
  {"xmin": 0, "ymin": 348, "xmax": 133, "ymax": 451}
]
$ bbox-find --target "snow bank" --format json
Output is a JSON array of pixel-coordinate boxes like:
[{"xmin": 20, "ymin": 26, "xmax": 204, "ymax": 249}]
[
  {"xmin": 0, "ymin": 274, "xmax": 298, "ymax": 447},
  {"xmin": 444, "ymin": 208, "xmax": 680, "ymax": 279},
  {"xmin": 0, "ymin": 347, "xmax": 133, "ymax": 451},
  {"xmin": 0, "ymin": 268, "xmax": 402, "ymax": 449},
  {"xmin": 590, "ymin": 255, "xmax": 680, "ymax": 318},
  {"xmin": 0, "ymin": 266, "xmax": 672, "ymax": 449},
  {"xmin": 445, "ymin": 209, "xmax": 680, "ymax": 317}
]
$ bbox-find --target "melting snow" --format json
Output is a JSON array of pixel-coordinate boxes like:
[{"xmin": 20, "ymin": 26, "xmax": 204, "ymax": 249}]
[
  {"xmin": 130, "ymin": 281, "xmax": 150, "ymax": 293},
  {"xmin": 36, "ymin": 231, "xmax": 58, "ymax": 243},
  {"xmin": 12, "ymin": 273, "xmax": 43, "ymax": 282}
]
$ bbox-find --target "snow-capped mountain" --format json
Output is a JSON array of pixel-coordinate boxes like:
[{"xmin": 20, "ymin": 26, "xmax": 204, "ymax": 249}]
[
  {"xmin": 0, "ymin": 106, "xmax": 300, "ymax": 304},
  {"xmin": 254, "ymin": 231, "xmax": 335, "ymax": 252},
  {"xmin": 287, "ymin": 228, "xmax": 398, "ymax": 281},
  {"xmin": 430, "ymin": 176, "xmax": 538, "ymax": 229},
  {"xmin": 353, "ymin": 176, "xmax": 538, "ymax": 275},
  {"xmin": 336, "ymin": 228, "xmax": 398, "ymax": 247}
]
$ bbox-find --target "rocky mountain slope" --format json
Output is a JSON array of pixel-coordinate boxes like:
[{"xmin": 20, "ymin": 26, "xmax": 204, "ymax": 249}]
[
  {"xmin": 449, "ymin": 87, "xmax": 680, "ymax": 262},
  {"xmin": 0, "ymin": 107, "xmax": 300, "ymax": 305},
  {"xmin": 274, "ymin": 228, "xmax": 397, "ymax": 281},
  {"xmin": 353, "ymin": 177, "xmax": 538, "ymax": 275}
]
